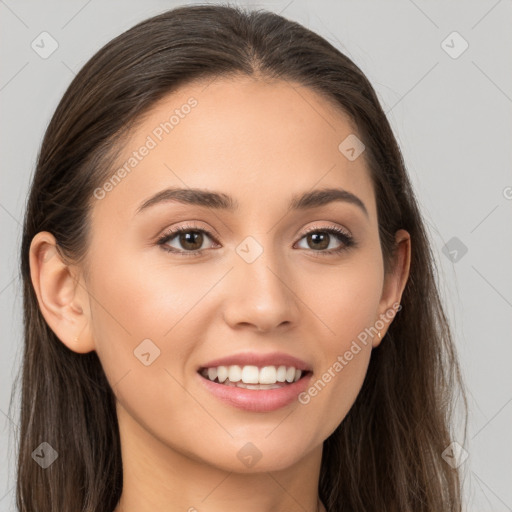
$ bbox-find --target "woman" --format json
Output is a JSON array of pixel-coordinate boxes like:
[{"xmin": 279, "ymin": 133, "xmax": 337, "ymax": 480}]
[{"xmin": 16, "ymin": 4, "xmax": 467, "ymax": 511}]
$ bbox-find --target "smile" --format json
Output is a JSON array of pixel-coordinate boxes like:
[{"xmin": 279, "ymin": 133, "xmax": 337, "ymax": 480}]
[
  {"xmin": 199, "ymin": 364, "xmax": 304, "ymax": 388},
  {"xmin": 197, "ymin": 364, "xmax": 312, "ymax": 412}
]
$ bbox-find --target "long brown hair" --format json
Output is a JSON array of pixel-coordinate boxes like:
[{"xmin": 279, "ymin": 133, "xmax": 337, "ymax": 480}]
[{"xmin": 14, "ymin": 4, "xmax": 467, "ymax": 511}]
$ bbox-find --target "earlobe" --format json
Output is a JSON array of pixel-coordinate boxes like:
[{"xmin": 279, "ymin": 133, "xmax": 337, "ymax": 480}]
[
  {"xmin": 373, "ymin": 229, "xmax": 411, "ymax": 348},
  {"xmin": 29, "ymin": 231, "xmax": 95, "ymax": 354}
]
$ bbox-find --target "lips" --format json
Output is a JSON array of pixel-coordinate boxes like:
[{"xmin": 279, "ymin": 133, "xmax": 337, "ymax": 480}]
[
  {"xmin": 198, "ymin": 351, "xmax": 312, "ymax": 372},
  {"xmin": 196, "ymin": 351, "xmax": 313, "ymax": 412},
  {"xmin": 197, "ymin": 370, "xmax": 312, "ymax": 412}
]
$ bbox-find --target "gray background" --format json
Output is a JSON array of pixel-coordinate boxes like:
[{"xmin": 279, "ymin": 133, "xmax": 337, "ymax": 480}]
[{"xmin": 1, "ymin": 0, "xmax": 511, "ymax": 510}]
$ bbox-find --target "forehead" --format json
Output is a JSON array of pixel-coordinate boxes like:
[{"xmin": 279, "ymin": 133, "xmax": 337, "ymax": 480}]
[{"xmin": 92, "ymin": 76, "xmax": 376, "ymax": 222}]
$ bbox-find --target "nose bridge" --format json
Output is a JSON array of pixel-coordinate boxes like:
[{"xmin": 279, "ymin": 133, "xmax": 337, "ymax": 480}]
[{"xmin": 222, "ymin": 234, "xmax": 299, "ymax": 331}]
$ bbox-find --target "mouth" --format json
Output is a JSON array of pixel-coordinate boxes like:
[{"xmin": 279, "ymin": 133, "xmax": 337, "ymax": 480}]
[
  {"xmin": 196, "ymin": 351, "xmax": 313, "ymax": 412},
  {"xmin": 198, "ymin": 364, "xmax": 311, "ymax": 390}
]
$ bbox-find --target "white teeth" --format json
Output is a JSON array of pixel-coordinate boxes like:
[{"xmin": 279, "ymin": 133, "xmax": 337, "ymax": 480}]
[
  {"xmin": 201, "ymin": 364, "xmax": 304, "ymax": 385},
  {"xmin": 241, "ymin": 365, "xmax": 260, "ymax": 384},
  {"xmin": 216, "ymin": 365, "xmax": 228, "ymax": 383},
  {"xmin": 285, "ymin": 367, "xmax": 296, "ymax": 383},
  {"xmin": 276, "ymin": 365, "xmax": 287, "ymax": 382},
  {"xmin": 228, "ymin": 365, "xmax": 242, "ymax": 383},
  {"xmin": 259, "ymin": 366, "xmax": 277, "ymax": 384},
  {"xmin": 224, "ymin": 381, "xmax": 282, "ymax": 390},
  {"xmin": 207, "ymin": 367, "xmax": 217, "ymax": 381}
]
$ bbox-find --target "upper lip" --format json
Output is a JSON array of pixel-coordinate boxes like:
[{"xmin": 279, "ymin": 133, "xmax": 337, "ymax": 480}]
[{"xmin": 199, "ymin": 351, "xmax": 312, "ymax": 372}]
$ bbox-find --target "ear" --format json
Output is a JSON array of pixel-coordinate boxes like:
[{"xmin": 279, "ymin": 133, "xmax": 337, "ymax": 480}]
[
  {"xmin": 29, "ymin": 231, "xmax": 95, "ymax": 354},
  {"xmin": 373, "ymin": 229, "xmax": 411, "ymax": 348}
]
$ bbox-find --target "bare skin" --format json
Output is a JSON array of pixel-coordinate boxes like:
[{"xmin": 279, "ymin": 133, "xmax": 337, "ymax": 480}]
[{"xmin": 30, "ymin": 75, "xmax": 410, "ymax": 512}]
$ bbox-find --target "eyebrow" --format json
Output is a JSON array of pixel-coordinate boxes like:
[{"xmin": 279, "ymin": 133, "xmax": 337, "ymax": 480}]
[{"xmin": 136, "ymin": 186, "xmax": 368, "ymax": 217}]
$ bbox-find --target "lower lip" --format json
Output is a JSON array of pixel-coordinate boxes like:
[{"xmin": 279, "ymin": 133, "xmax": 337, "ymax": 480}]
[{"xmin": 197, "ymin": 372, "xmax": 313, "ymax": 412}]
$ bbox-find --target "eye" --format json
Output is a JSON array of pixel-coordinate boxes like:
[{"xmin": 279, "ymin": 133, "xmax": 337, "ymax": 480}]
[
  {"xmin": 156, "ymin": 223, "xmax": 356, "ymax": 257},
  {"xmin": 294, "ymin": 225, "xmax": 355, "ymax": 256},
  {"xmin": 157, "ymin": 224, "xmax": 218, "ymax": 256}
]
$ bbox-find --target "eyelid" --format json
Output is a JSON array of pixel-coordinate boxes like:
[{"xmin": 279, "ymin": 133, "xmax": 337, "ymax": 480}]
[
  {"xmin": 156, "ymin": 221, "xmax": 220, "ymax": 243},
  {"xmin": 300, "ymin": 223, "xmax": 352, "ymax": 238}
]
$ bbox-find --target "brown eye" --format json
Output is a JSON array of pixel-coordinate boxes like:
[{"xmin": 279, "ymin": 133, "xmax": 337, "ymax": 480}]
[
  {"xmin": 296, "ymin": 226, "xmax": 354, "ymax": 254},
  {"xmin": 157, "ymin": 225, "xmax": 218, "ymax": 256},
  {"xmin": 176, "ymin": 231, "xmax": 204, "ymax": 251},
  {"xmin": 305, "ymin": 232, "xmax": 330, "ymax": 250}
]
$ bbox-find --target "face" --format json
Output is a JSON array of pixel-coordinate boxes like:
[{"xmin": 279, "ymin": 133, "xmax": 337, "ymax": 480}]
[{"xmin": 33, "ymin": 76, "xmax": 409, "ymax": 475}]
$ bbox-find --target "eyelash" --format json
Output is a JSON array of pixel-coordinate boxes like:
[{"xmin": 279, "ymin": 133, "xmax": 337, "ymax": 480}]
[{"xmin": 156, "ymin": 223, "xmax": 356, "ymax": 258}]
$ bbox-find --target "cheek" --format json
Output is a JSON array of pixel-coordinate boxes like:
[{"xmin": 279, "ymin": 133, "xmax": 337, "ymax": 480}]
[
  {"xmin": 86, "ymin": 246, "xmax": 227, "ymax": 389},
  {"xmin": 85, "ymin": 251, "xmax": 218, "ymax": 444},
  {"xmin": 294, "ymin": 255, "xmax": 382, "ymax": 433},
  {"xmin": 88, "ymin": 246, "xmax": 215, "ymax": 345},
  {"xmin": 300, "ymin": 252, "xmax": 384, "ymax": 348},
  {"xmin": 299, "ymin": 344, "xmax": 372, "ymax": 442}
]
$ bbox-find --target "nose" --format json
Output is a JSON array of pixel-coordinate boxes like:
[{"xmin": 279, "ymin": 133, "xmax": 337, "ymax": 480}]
[{"xmin": 222, "ymin": 247, "xmax": 301, "ymax": 333}]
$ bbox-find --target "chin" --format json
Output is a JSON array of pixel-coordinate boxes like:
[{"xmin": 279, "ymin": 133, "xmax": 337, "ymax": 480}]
[{"xmin": 192, "ymin": 436, "xmax": 316, "ymax": 474}]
